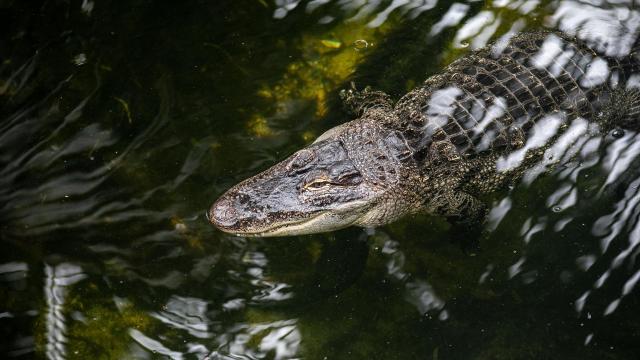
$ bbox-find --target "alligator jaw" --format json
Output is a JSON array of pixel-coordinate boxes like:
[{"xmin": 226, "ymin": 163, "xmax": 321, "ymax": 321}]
[
  {"xmin": 222, "ymin": 210, "xmax": 346, "ymax": 237},
  {"xmin": 209, "ymin": 197, "xmax": 368, "ymax": 237},
  {"xmin": 208, "ymin": 201, "xmax": 328, "ymax": 237}
]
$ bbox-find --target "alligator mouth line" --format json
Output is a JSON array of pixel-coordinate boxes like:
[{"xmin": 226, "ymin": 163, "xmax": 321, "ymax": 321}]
[{"xmin": 229, "ymin": 210, "xmax": 331, "ymax": 237}]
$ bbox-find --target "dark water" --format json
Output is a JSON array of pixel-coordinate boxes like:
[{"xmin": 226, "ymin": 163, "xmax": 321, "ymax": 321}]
[{"xmin": 2, "ymin": 0, "xmax": 640, "ymax": 359}]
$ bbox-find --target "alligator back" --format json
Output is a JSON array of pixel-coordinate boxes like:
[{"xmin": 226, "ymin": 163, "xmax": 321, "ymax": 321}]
[{"xmin": 394, "ymin": 31, "xmax": 640, "ymax": 164}]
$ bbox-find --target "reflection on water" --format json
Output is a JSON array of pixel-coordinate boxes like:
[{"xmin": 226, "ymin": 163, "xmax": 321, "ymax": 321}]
[
  {"xmin": 2, "ymin": 0, "xmax": 640, "ymax": 359},
  {"xmin": 152, "ymin": 296, "xmax": 212, "ymax": 339},
  {"xmin": 44, "ymin": 264, "xmax": 86, "ymax": 360},
  {"xmin": 375, "ymin": 232, "xmax": 446, "ymax": 317},
  {"xmin": 213, "ymin": 319, "xmax": 301, "ymax": 360}
]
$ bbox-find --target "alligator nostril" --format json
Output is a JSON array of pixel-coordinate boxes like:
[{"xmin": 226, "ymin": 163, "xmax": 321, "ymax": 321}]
[{"xmin": 209, "ymin": 197, "xmax": 238, "ymax": 229}]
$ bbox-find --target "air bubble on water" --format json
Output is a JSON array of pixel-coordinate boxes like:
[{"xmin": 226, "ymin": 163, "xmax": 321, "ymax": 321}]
[
  {"xmin": 354, "ymin": 39, "xmax": 368, "ymax": 50},
  {"xmin": 459, "ymin": 40, "xmax": 470, "ymax": 48},
  {"xmin": 552, "ymin": 206, "xmax": 562, "ymax": 213}
]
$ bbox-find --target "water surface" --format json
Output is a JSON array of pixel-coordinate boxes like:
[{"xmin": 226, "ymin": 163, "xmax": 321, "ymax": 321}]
[{"xmin": 2, "ymin": 1, "xmax": 640, "ymax": 359}]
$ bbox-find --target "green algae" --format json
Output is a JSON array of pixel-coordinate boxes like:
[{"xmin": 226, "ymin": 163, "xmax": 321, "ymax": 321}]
[
  {"xmin": 65, "ymin": 304, "xmax": 151, "ymax": 359},
  {"xmin": 33, "ymin": 282, "xmax": 155, "ymax": 359},
  {"xmin": 251, "ymin": 16, "xmax": 398, "ymax": 142}
]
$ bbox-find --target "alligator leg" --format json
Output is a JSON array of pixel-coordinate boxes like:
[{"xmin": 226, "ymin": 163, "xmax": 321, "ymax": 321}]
[
  {"xmin": 429, "ymin": 190, "xmax": 488, "ymax": 254},
  {"xmin": 339, "ymin": 82, "xmax": 393, "ymax": 117}
]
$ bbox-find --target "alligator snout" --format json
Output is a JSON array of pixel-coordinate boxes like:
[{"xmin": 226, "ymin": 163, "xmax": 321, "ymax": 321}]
[{"xmin": 208, "ymin": 197, "xmax": 238, "ymax": 229}]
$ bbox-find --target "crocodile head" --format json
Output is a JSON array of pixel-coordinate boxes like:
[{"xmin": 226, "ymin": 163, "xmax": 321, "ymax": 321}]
[{"xmin": 209, "ymin": 115, "xmax": 421, "ymax": 236}]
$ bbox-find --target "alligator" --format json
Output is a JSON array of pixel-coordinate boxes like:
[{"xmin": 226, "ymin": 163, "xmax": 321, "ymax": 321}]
[{"xmin": 208, "ymin": 31, "xmax": 640, "ymax": 237}]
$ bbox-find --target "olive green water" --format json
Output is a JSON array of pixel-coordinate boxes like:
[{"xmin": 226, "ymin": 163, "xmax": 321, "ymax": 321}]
[{"xmin": 2, "ymin": 1, "xmax": 640, "ymax": 359}]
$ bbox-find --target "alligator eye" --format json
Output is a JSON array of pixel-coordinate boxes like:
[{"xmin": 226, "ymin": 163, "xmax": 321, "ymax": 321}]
[{"xmin": 305, "ymin": 179, "xmax": 331, "ymax": 190}]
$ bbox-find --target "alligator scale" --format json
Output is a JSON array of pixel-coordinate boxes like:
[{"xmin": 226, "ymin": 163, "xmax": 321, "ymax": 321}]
[{"xmin": 209, "ymin": 31, "xmax": 640, "ymax": 237}]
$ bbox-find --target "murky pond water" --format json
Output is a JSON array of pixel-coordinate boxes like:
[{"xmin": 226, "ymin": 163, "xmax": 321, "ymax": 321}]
[{"xmin": 2, "ymin": 1, "xmax": 640, "ymax": 359}]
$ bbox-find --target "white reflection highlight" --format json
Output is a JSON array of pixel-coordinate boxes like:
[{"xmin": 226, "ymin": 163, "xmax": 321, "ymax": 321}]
[
  {"xmin": 600, "ymin": 133, "xmax": 640, "ymax": 191},
  {"xmin": 520, "ymin": 217, "xmax": 546, "ymax": 244},
  {"xmin": 546, "ymin": 184, "xmax": 577, "ymax": 212},
  {"xmin": 580, "ymin": 57, "xmax": 609, "ymax": 87},
  {"xmin": 553, "ymin": 217, "xmax": 572, "ymax": 232},
  {"xmin": 368, "ymin": 0, "xmax": 411, "ymax": 28},
  {"xmin": 508, "ymin": 257, "xmax": 526, "ymax": 278},
  {"xmin": 273, "ymin": 0, "xmax": 302, "ymax": 19},
  {"xmin": 215, "ymin": 320, "xmax": 301, "ymax": 360},
  {"xmin": 575, "ymin": 290, "xmax": 590, "ymax": 313},
  {"xmin": 242, "ymin": 250, "xmax": 294, "ymax": 302},
  {"xmin": 222, "ymin": 298, "xmax": 246, "ymax": 311},
  {"xmin": 626, "ymin": 74, "xmax": 640, "ymax": 89},
  {"xmin": 486, "ymin": 197, "xmax": 512, "ymax": 231},
  {"xmin": 530, "ymin": 34, "xmax": 564, "ymax": 70},
  {"xmin": 550, "ymin": 0, "xmax": 640, "ymax": 58},
  {"xmin": 151, "ymin": 296, "xmax": 212, "ymax": 338},
  {"xmin": 297, "ymin": 0, "xmax": 448, "ymax": 26},
  {"xmin": 549, "ymin": 47, "xmax": 575, "ymax": 78},
  {"xmin": 623, "ymin": 269, "xmax": 640, "ymax": 295},
  {"xmin": 379, "ymin": 235, "xmax": 446, "ymax": 316},
  {"xmin": 592, "ymin": 177, "xmax": 640, "ymax": 252},
  {"xmin": 473, "ymin": 97, "xmax": 507, "ymax": 135},
  {"xmin": 497, "ymin": 113, "xmax": 565, "ymax": 172},
  {"xmin": 252, "ymin": 282, "xmax": 294, "ymax": 301},
  {"xmin": 129, "ymin": 328, "xmax": 184, "ymax": 359},
  {"xmin": 0, "ymin": 261, "xmax": 28, "ymax": 282},
  {"xmin": 430, "ymin": 3, "xmax": 469, "ymax": 36},
  {"xmin": 595, "ymin": 271, "xmax": 610, "ymax": 289},
  {"xmin": 494, "ymin": 0, "xmax": 540, "ymax": 14},
  {"xmin": 44, "ymin": 263, "xmax": 86, "ymax": 360},
  {"xmin": 603, "ymin": 298, "xmax": 619, "ymax": 315},
  {"xmin": 585, "ymin": 189, "xmax": 640, "ymax": 316},
  {"xmin": 491, "ymin": 18, "xmax": 526, "ymax": 57},
  {"xmin": 585, "ymin": 333, "xmax": 594, "ymax": 345},
  {"xmin": 186, "ymin": 343, "xmax": 210, "ymax": 358},
  {"xmin": 478, "ymin": 264, "xmax": 494, "ymax": 284},
  {"xmin": 576, "ymin": 255, "xmax": 597, "ymax": 271},
  {"xmin": 408, "ymin": 0, "xmax": 438, "ymax": 20},
  {"xmin": 453, "ymin": 10, "xmax": 499, "ymax": 49},
  {"xmin": 405, "ymin": 280, "xmax": 445, "ymax": 315},
  {"xmin": 259, "ymin": 323, "xmax": 301, "ymax": 359},
  {"xmin": 424, "ymin": 86, "xmax": 463, "ymax": 130},
  {"xmin": 80, "ymin": 0, "xmax": 94, "ymax": 15},
  {"xmin": 306, "ymin": 0, "xmax": 331, "ymax": 13}
]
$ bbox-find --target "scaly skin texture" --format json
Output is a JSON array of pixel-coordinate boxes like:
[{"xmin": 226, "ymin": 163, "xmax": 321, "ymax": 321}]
[{"xmin": 209, "ymin": 31, "xmax": 640, "ymax": 237}]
